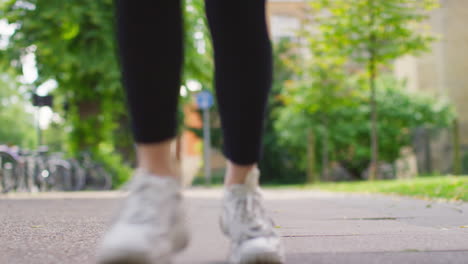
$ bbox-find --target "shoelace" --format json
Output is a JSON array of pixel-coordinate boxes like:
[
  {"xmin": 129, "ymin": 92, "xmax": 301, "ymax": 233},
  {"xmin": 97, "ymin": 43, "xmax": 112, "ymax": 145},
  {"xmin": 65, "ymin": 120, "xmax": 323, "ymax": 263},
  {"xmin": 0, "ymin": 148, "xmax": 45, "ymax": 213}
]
[
  {"xmin": 125, "ymin": 181, "xmax": 177, "ymax": 227},
  {"xmin": 230, "ymin": 188, "xmax": 274, "ymax": 240},
  {"xmin": 125, "ymin": 189, "xmax": 161, "ymax": 224}
]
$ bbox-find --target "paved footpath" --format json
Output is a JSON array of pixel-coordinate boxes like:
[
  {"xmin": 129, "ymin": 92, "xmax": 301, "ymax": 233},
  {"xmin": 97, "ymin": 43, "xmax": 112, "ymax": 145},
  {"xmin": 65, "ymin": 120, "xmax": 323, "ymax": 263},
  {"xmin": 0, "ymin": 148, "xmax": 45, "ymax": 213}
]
[{"xmin": 1, "ymin": 189, "xmax": 468, "ymax": 264}]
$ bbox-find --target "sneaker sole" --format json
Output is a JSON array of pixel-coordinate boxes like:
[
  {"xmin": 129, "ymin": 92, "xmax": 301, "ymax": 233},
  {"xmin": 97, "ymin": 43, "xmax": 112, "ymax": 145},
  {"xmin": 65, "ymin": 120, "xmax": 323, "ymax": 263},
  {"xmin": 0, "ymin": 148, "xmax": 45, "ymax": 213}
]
[
  {"xmin": 98, "ymin": 254, "xmax": 170, "ymax": 264},
  {"xmin": 171, "ymin": 213, "xmax": 190, "ymax": 253},
  {"xmin": 230, "ymin": 238, "xmax": 285, "ymax": 264},
  {"xmin": 238, "ymin": 253, "xmax": 284, "ymax": 264}
]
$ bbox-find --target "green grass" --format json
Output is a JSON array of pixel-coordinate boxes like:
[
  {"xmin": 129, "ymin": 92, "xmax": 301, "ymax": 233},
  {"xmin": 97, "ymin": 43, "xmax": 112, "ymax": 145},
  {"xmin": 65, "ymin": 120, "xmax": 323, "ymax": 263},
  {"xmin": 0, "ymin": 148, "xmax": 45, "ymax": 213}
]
[
  {"xmin": 303, "ymin": 176, "xmax": 468, "ymax": 202},
  {"xmin": 191, "ymin": 173, "xmax": 468, "ymax": 202}
]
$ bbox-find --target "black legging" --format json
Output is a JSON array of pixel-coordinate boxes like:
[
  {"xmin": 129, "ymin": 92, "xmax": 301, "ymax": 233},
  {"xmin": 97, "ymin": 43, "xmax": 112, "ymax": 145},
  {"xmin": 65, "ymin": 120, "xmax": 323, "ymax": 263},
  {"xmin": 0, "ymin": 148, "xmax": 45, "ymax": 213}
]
[{"xmin": 115, "ymin": 0, "xmax": 272, "ymax": 165}]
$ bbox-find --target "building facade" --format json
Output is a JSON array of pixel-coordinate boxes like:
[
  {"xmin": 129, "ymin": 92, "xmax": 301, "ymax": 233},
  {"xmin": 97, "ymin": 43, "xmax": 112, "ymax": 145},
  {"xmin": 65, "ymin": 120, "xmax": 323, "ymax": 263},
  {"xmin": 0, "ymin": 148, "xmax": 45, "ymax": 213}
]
[
  {"xmin": 267, "ymin": 0, "xmax": 307, "ymax": 41},
  {"xmin": 395, "ymin": 0, "xmax": 468, "ymax": 173}
]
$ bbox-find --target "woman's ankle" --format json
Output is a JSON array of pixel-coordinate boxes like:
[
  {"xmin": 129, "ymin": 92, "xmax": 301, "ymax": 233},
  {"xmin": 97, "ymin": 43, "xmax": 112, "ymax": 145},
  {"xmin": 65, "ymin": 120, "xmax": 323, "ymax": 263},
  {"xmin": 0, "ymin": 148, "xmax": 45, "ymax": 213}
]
[
  {"xmin": 224, "ymin": 161, "xmax": 256, "ymax": 186},
  {"xmin": 136, "ymin": 139, "xmax": 180, "ymax": 179}
]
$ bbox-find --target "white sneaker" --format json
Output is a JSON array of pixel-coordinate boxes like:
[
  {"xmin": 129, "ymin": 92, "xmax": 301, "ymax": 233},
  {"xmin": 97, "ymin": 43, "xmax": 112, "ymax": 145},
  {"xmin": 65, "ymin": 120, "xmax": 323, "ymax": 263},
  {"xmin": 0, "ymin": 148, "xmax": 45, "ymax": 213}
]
[
  {"xmin": 221, "ymin": 167, "xmax": 285, "ymax": 264},
  {"xmin": 96, "ymin": 168, "xmax": 189, "ymax": 264}
]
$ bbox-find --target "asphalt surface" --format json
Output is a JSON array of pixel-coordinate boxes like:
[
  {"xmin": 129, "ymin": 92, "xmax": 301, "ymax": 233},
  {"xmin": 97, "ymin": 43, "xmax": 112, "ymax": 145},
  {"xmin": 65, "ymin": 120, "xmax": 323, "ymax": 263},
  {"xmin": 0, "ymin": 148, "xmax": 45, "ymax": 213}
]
[{"xmin": 1, "ymin": 189, "xmax": 468, "ymax": 264}]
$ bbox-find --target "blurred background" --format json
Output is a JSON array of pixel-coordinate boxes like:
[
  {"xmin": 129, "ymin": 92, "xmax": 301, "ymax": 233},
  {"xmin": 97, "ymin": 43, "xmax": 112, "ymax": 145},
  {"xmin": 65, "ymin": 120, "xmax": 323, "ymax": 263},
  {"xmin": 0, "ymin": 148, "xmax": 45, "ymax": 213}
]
[{"xmin": 0, "ymin": 0, "xmax": 466, "ymax": 194}]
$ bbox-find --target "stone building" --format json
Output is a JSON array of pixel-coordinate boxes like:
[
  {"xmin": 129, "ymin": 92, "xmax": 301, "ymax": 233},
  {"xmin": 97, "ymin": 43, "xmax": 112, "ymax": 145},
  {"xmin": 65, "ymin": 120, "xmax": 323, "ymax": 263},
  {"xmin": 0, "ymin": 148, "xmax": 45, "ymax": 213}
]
[
  {"xmin": 395, "ymin": 0, "xmax": 468, "ymax": 173},
  {"xmin": 267, "ymin": 0, "xmax": 307, "ymax": 41}
]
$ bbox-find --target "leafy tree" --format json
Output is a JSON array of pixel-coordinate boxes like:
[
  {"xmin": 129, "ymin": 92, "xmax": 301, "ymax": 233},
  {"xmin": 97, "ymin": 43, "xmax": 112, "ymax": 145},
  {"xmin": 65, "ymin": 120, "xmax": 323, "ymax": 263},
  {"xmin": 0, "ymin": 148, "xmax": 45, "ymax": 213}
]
[
  {"xmin": 1, "ymin": 0, "xmax": 214, "ymax": 186},
  {"xmin": 276, "ymin": 74, "xmax": 454, "ymax": 180},
  {"xmin": 310, "ymin": 0, "xmax": 438, "ymax": 180},
  {"xmin": 183, "ymin": 0, "xmax": 213, "ymax": 87},
  {"xmin": 258, "ymin": 39, "xmax": 306, "ymax": 184},
  {"xmin": 1, "ymin": 0, "xmax": 130, "ymax": 185},
  {"xmin": 283, "ymin": 31, "xmax": 361, "ymax": 182},
  {"xmin": 0, "ymin": 72, "xmax": 36, "ymax": 147}
]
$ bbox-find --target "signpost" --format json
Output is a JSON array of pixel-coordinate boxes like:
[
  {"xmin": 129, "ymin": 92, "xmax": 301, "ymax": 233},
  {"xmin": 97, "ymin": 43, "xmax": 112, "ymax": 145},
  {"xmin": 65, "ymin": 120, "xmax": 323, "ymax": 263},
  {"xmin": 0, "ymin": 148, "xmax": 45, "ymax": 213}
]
[
  {"xmin": 196, "ymin": 90, "xmax": 214, "ymax": 185},
  {"xmin": 32, "ymin": 93, "xmax": 54, "ymax": 146},
  {"xmin": 32, "ymin": 94, "xmax": 53, "ymax": 107}
]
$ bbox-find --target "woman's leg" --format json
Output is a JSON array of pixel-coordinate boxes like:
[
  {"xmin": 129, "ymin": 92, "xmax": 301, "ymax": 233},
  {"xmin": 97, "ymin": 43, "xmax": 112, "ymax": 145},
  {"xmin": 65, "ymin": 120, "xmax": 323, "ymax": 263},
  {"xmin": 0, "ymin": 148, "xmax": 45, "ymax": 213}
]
[
  {"xmin": 205, "ymin": 1, "xmax": 284, "ymax": 263},
  {"xmin": 205, "ymin": 0, "xmax": 273, "ymax": 185},
  {"xmin": 97, "ymin": 1, "xmax": 189, "ymax": 263},
  {"xmin": 116, "ymin": 0, "xmax": 183, "ymax": 178}
]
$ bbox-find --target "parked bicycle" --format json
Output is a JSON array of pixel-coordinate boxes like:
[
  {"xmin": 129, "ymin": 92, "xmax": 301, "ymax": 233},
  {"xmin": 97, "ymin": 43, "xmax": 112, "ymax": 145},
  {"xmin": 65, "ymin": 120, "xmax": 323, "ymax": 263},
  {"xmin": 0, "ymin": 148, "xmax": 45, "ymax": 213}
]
[
  {"xmin": 0, "ymin": 146, "xmax": 113, "ymax": 193},
  {"xmin": 77, "ymin": 151, "xmax": 113, "ymax": 191},
  {"xmin": 0, "ymin": 151, "xmax": 19, "ymax": 193}
]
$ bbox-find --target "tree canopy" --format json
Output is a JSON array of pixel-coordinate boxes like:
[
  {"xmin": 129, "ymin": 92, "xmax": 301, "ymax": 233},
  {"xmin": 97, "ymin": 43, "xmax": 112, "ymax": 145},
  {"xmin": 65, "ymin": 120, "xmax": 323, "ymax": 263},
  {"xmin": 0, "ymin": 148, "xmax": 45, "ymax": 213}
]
[{"xmin": 0, "ymin": 0, "xmax": 214, "ymax": 185}]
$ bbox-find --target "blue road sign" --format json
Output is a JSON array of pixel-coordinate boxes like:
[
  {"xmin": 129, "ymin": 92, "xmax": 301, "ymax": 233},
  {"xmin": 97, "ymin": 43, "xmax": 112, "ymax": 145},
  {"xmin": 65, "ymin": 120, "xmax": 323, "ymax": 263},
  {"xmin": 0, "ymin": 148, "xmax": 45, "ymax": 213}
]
[{"xmin": 196, "ymin": 90, "xmax": 214, "ymax": 110}]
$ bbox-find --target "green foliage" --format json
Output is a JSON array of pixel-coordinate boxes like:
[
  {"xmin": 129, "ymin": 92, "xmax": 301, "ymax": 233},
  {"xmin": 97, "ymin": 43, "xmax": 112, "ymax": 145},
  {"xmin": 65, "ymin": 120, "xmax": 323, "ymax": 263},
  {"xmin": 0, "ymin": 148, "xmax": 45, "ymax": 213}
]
[
  {"xmin": 271, "ymin": 0, "xmax": 444, "ymax": 181},
  {"xmin": 1, "ymin": 0, "xmax": 131, "ymax": 185},
  {"xmin": 183, "ymin": 0, "xmax": 213, "ymax": 86},
  {"xmin": 1, "ymin": 0, "xmax": 214, "ymax": 186},
  {"xmin": 307, "ymin": 0, "xmax": 439, "ymax": 180},
  {"xmin": 180, "ymin": 0, "xmax": 215, "ymax": 140},
  {"xmin": 0, "ymin": 73, "xmax": 36, "ymax": 147},
  {"xmin": 276, "ymin": 74, "xmax": 454, "ymax": 177},
  {"xmin": 91, "ymin": 144, "xmax": 133, "ymax": 189},
  {"xmin": 310, "ymin": 0, "xmax": 438, "ymax": 65},
  {"xmin": 259, "ymin": 39, "xmax": 306, "ymax": 184},
  {"xmin": 42, "ymin": 120, "xmax": 65, "ymax": 152}
]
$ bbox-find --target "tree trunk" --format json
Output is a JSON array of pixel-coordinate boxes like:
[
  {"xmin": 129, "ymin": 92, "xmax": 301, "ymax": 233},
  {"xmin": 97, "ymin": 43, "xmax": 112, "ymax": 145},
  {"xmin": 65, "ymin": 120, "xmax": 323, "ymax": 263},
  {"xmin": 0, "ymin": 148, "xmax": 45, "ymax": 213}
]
[
  {"xmin": 369, "ymin": 59, "xmax": 378, "ymax": 181},
  {"xmin": 77, "ymin": 100, "xmax": 100, "ymax": 151},
  {"xmin": 452, "ymin": 119, "xmax": 461, "ymax": 175},
  {"xmin": 368, "ymin": 0, "xmax": 379, "ymax": 181},
  {"xmin": 306, "ymin": 127, "xmax": 318, "ymax": 183},
  {"xmin": 114, "ymin": 114, "xmax": 137, "ymax": 167},
  {"xmin": 322, "ymin": 117, "xmax": 330, "ymax": 181}
]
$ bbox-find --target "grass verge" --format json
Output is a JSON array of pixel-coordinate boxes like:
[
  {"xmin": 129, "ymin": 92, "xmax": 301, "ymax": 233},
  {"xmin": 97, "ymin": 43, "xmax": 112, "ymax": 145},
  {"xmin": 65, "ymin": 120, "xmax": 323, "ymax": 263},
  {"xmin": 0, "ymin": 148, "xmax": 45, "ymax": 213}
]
[
  {"xmin": 192, "ymin": 173, "xmax": 468, "ymax": 202},
  {"xmin": 303, "ymin": 176, "xmax": 468, "ymax": 202}
]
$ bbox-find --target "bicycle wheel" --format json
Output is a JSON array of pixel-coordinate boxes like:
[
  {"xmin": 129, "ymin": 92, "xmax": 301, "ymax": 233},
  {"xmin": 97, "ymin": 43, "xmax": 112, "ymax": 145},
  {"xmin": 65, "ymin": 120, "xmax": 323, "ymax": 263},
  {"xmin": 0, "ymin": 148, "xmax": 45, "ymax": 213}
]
[
  {"xmin": 23, "ymin": 155, "xmax": 39, "ymax": 192},
  {"xmin": 47, "ymin": 159, "xmax": 73, "ymax": 191},
  {"xmin": 32, "ymin": 158, "xmax": 48, "ymax": 192},
  {"xmin": 0, "ymin": 152, "xmax": 19, "ymax": 193},
  {"xmin": 14, "ymin": 160, "xmax": 29, "ymax": 192},
  {"xmin": 69, "ymin": 159, "xmax": 86, "ymax": 191},
  {"xmin": 86, "ymin": 165, "xmax": 112, "ymax": 190}
]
